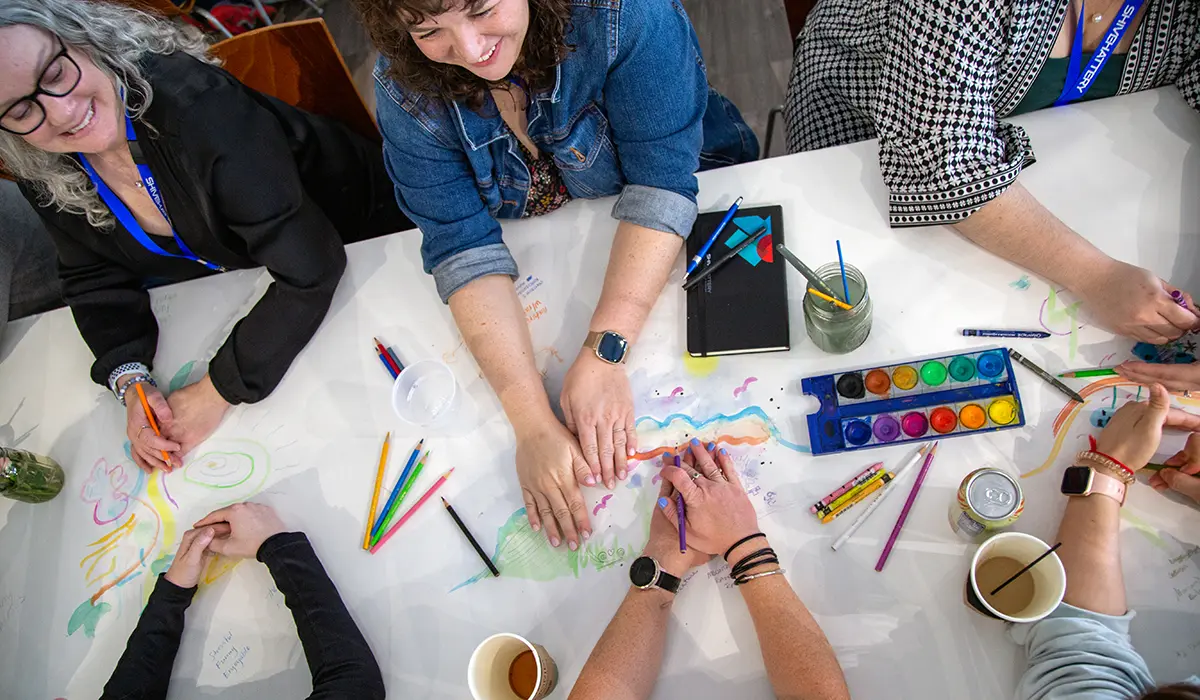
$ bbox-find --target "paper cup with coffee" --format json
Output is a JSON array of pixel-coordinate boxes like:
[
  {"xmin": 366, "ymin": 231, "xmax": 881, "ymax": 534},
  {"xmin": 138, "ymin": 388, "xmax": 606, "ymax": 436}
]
[
  {"xmin": 965, "ymin": 531, "xmax": 1065, "ymax": 623},
  {"xmin": 468, "ymin": 633, "xmax": 558, "ymax": 700}
]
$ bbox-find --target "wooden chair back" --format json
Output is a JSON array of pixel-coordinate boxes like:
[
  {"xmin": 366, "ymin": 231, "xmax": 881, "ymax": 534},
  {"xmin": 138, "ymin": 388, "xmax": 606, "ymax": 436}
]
[{"xmin": 210, "ymin": 18, "xmax": 381, "ymax": 143}]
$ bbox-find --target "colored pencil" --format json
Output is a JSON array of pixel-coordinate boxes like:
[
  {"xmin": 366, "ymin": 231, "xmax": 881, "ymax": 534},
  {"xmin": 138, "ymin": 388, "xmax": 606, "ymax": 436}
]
[
  {"xmin": 962, "ymin": 329, "xmax": 1051, "ymax": 339},
  {"xmin": 363, "ymin": 433, "xmax": 391, "ymax": 550},
  {"xmin": 384, "ymin": 345, "xmax": 405, "ymax": 373},
  {"xmin": 369, "ymin": 468, "xmax": 454, "ymax": 554},
  {"xmin": 1171, "ymin": 290, "xmax": 1189, "ymax": 310},
  {"xmin": 1009, "ymin": 350, "xmax": 1086, "ymax": 404},
  {"xmin": 990, "ymin": 542, "xmax": 1062, "ymax": 596},
  {"xmin": 832, "ymin": 444, "xmax": 929, "ymax": 552},
  {"xmin": 835, "ymin": 240, "xmax": 850, "ymax": 304},
  {"xmin": 807, "ymin": 287, "xmax": 854, "ymax": 311},
  {"xmin": 442, "ymin": 497, "xmax": 499, "ymax": 577},
  {"xmin": 1144, "ymin": 463, "xmax": 1169, "ymax": 471},
  {"xmin": 875, "ymin": 441, "xmax": 939, "ymax": 571},
  {"xmin": 372, "ymin": 451, "xmax": 429, "ymax": 547},
  {"xmin": 818, "ymin": 469, "xmax": 888, "ymax": 516},
  {"xmin": 1058, "ymin": 368, "xmax": 1118, "ymax": 378},
  {"xmin": 371, "ymin": 439, "xmax": 424, "ymax": 538},
  {"xmin": 674, "ymin": 454, "xmax": 686, "ymax": 553},
  {"xmin": 376, "ymin": 347, "xmax": 398, "ymax": 379},
  {"xmin": 686, "ymin": 197, "xmax": 743, "ymax": 276},
  {"xmin": 134, "ymin": 382, "xmax": 173, "ymax": 467},
  {"xmin": 811, "ymin": 463, "xmax": 882, "ymax": 513},
  {"xmin": 820, "ymin": 473, "xmax": 892, "ymax": 524},
  {"xmin": 775, "ymin": 243, "xmax": 843, "ymax": 301},
  {"xmin": 374, "ymin": 337, "xmax": 402, "ymax": 377},
  {"xmin": 680, "ymin": 222, "xmax": 769, "ymax": 291}
]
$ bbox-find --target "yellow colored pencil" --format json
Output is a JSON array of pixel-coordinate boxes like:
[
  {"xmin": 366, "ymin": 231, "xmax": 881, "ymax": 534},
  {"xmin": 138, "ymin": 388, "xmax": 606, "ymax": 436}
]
[
  {"xmin": 821, "ymin": 473, "xmax": 892, "ymax": 524},
  {"xmin": 820, "ymin": 469, "xmax": 887, "ymax": 515},
  {"xmin": 363, "ymin": 433, "xmax": 391, "ymax": 550},
  {"xmin": 807, "ymin": 287, "xmax": 854, "ymax": 311}
]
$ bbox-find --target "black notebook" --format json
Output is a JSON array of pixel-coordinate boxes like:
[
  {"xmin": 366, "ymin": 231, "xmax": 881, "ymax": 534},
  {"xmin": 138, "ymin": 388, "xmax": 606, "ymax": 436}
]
[{"xmin": 686, "ymin": 205, "xmax": 789, "ymax": 357}]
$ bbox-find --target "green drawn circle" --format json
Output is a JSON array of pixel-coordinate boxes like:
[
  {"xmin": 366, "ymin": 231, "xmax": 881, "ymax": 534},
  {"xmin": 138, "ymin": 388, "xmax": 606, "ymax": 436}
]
[{"xmin": 920, "ymin": 361, "xmax": 948, "ymax": 386}]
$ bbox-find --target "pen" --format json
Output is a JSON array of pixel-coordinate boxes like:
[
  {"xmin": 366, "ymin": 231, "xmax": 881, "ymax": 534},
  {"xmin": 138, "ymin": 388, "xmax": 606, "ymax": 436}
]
[
  {"xmin": 686, "ymin": 197, "xmax": 742, "ymax": 276},
  {"xmin": 681, "ymin": 222, "xmax": 769, "ymax": 291},
  {"xmin": 775, "ymin": 243, "xmax": 843, "ymax": 301}
]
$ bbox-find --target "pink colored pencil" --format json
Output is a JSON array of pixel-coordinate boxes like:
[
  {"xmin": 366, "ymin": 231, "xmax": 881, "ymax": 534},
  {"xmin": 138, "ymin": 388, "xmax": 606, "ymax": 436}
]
[
  {"xmin": 811, "ymin": 463, "xmax": 882, "ymax": 513},
  {"xmin": 874, "ymin": 442, "xmax": 939, "ymax": 572},
  {"xmin": 369, "ymin": 468, "xmax": 454, "ymax": 554}
]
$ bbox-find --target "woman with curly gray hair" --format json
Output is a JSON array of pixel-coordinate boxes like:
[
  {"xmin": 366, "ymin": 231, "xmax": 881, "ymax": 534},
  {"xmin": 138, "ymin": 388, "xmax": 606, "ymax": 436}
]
[{"xmin": 0, "ymin": 0, "xmax": 411, "ymax": 473}]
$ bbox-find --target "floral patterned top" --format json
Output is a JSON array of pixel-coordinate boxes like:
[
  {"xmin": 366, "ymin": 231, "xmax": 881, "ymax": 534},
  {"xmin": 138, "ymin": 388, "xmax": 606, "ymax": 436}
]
[{"xmin": 519, "ymin": 143, "xmax": 572, "ymax": 218}]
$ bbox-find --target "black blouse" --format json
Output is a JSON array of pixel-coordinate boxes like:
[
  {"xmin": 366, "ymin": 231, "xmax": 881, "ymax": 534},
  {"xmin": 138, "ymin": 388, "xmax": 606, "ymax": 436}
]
[{"xmin": 20, "ymin": 51, "xmax": 411, "ymax": 404}]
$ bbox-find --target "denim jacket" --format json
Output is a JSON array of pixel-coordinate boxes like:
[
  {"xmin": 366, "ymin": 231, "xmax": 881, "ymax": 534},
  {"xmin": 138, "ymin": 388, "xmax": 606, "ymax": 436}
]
[{"xmin": 375, "ymin": 0, "xmax": 758, "ymax": 302}]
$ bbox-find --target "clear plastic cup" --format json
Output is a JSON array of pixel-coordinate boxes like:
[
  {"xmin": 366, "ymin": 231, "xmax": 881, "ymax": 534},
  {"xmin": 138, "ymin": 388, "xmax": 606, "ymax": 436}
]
[{"xmin": 391, "ymin": 360, "xmax": 460, "ymax": 428}]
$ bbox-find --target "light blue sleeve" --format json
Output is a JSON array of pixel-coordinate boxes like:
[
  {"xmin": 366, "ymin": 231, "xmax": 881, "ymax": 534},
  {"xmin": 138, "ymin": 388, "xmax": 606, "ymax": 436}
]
[{"xmin": 1009, "ymin": 603, "xmax": 1156, "ymax": 700}]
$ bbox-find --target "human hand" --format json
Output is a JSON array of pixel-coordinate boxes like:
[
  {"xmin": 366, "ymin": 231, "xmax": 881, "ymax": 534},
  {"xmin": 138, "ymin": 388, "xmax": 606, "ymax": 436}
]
[
  {"xmin": 1073, "ymin": 262, "xmax": 1199, "ymax": 343},
  {"xmin": 164, "ymin": 375, "xmax": 230, "ymax": 460},
  {"xmin": 642, "ymin": 476, "xmax": 712, "ymax": 575},
  {"xmin": 515, "ymin": 418, "xmax": 593, "ymax": 550},
  {"xmin": 560, "ymin": 350, "xmax": 638, "ymax": 490},
  {"xmin": 163, "ymin": 524, "xmax": 229, "ymax": 588},
  {"xmin": 657, "ymin": 439, "xmax": 760, "ymax": 557},
  {"xmin": 1150, "ymin": 433, "xmax": 1200, "ymax": 503},
  {"xmin": 1094, "ymin": 384, "xmax": 1200, "ymax": 471},
  {"xmin": 124, "ymin": 381, "xmax": 181, "ymax": 474},
  {"xmin": 193, "ymin": 502, "xmax": 286, "ymax": 560},
  {"xmin": 1114, "ymin": 361, "xmax": 1200, "ymax": 393}
]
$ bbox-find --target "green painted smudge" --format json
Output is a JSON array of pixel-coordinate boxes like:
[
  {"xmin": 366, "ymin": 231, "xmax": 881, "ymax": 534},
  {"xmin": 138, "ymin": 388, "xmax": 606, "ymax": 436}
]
[{"xmin": 67, "ymin": 599, "xmax": 112, "ymax": 638}]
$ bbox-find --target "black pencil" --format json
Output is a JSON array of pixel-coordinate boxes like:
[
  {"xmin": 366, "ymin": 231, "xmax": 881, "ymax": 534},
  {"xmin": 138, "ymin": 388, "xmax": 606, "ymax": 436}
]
[
  {"xmin": 681, "ymin": 221, "xmax": 769, "ymax": 291},
  {"xmin": 442, "ymin": 497, "xmax": 500, "ymax": 577}
]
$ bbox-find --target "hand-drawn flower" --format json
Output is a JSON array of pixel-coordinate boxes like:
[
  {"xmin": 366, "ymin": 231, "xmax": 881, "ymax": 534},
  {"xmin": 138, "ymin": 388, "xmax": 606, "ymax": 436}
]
[{"xmin": 80, "ymin": 458, "xmax": 145, "ymax": 525}]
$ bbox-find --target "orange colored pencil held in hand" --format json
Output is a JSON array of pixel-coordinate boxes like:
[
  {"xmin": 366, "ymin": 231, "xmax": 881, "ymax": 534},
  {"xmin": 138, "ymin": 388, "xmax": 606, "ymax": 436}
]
[{"xmin": 134, "ymin": 381, "xmax": 172, "ymax": 468}]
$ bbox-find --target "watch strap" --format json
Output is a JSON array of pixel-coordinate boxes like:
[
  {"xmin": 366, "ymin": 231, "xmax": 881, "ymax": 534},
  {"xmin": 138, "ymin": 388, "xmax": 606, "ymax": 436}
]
[
  {"xmin": 655, "ymin": 568, "xmax": 681, "ymax": 593},
  {"xmin": 1086, "ymin": 468, "xmax": 1127, "ymax": 505},
  {"xmin": 584, "ymin": 330, "xmax": 603, "ymax": 350}
]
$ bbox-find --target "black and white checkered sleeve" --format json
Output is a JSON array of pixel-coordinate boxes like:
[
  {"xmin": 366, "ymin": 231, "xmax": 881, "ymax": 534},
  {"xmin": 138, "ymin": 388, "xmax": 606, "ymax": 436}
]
[
  {"xmin": 1177, "ymin": 53, "xmax": 1200, "ymax": 112},
  {"xmin": 877, "ymin": 0, "xmax": 1037, "ymax": 228}
]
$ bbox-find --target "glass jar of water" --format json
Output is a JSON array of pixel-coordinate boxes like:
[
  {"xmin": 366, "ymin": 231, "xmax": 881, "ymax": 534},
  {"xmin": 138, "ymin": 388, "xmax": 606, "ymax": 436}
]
[
  {"xmin": 0, "ymin": 447, "xmax": 65, "ymax": 503},
  {"xmin": 803, "ymin": 262, "xmax": 873, "ymax": 353}
]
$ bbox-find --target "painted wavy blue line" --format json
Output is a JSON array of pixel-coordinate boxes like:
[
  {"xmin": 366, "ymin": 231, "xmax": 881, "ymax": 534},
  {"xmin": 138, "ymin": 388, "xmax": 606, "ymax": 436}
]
[{"xmin": 634, "ymin": 405, "xmax": 809, "ymax": 453}]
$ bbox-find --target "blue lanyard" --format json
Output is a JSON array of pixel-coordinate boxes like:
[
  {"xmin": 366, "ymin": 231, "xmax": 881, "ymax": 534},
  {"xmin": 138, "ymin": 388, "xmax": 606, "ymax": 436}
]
[
  {"xmin": 78, "ymin": 114, "xmax": 225, "ymax": 272},
  {"xmin": 1054, "ymin": 0, "xmax": 1144, "ymax": 106}
]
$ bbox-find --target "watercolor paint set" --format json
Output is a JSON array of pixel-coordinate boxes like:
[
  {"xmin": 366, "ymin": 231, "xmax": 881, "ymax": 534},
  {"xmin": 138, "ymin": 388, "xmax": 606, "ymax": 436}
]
[{"xmin": 801, "ymin": 348, "xmax": 1026, "ymax": 456}]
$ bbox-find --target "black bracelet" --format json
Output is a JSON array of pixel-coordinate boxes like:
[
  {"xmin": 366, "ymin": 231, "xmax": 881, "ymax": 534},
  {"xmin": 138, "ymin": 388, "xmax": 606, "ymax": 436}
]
[
  {"xmin": 732, "ymin": 554, "xmax": 779, "ymax": 579},
  {"xmin": 730, "ymin": 548, "xmax": 776, "ymax": 578},
  {"xmin": 723, "ymin": 532, "xmax": 767, "ymax": 561},
  {"xmin": 734, "ymin": 561, "xmax": 780, "ymax": 584},
  {"xmin": 730, "ymin": 547, "xmax": 774, "ymax": 572}
]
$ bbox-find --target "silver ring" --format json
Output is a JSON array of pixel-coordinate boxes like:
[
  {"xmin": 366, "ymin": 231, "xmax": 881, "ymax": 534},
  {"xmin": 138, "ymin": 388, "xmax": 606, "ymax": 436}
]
[
  {"xmin": 137, "ymin": 425, "xmax": 151, "ymax": 440},
  {"xmin": 689, "ymin": 471, "xmax": 701, "ymax": 481}
]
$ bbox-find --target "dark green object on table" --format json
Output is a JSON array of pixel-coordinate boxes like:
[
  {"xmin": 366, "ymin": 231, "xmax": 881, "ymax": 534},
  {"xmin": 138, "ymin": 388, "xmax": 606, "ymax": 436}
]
[{"xmin": 0, "ymin": 447, "xmax": 65, "ymax": 503}]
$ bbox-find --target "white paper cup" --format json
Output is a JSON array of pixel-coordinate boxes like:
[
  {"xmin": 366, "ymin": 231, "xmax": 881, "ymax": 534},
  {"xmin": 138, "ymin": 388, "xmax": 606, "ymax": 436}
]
[
  {"xmin": 391, "ymin": 359, "xmax": 460, "ymax": 427},
  {"xmin": 467, "ymin": 633, "xmax": 558, "ymax": 700},
  {"xmin": 965, "ymin": 531, "xmax": 1066, "ymax": 623}
]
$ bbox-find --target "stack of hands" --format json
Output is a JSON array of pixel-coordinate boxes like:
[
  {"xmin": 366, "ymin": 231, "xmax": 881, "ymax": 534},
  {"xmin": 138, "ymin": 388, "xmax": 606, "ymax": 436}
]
[
  {"xmin": 124, "ymin": 374, "xmax": 231, "ymax": 474},
  {"xmin": 1095, "ymin": 383, "xmax": 1200, "ymax": 503},
  {"xmin": 163, "ymin": 502, "xmax": 286, "ymax": 589}
]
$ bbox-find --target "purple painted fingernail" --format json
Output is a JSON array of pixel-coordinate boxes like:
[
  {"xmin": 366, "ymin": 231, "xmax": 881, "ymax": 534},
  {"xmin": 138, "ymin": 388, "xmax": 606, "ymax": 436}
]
[
  {"xmin": 658, "ymin": 497, "xmax": 669, "ymax": 509},
  {"xmin": 720, "ymin": 448, "xmax": 728, "ymax": 455},
  {"xmin": 690, "ymin": 438, "xmax": 700, "ymax": 446},
  {"xmin": 707, "ymin": 442, "xmax": 716, "ymax": 451},
  {"xmin": 674, "ymin": 455, "xmax": 681, "ymax": 467}
]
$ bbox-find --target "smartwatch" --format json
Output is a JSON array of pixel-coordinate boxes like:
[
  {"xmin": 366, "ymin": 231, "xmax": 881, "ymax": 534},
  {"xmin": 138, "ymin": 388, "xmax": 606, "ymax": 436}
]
[
  {"xmin": 585, "ymin": 330, "xmax": 629, "ymax": 365},
  {"xmin": 629, "ymin": 556, "xmax": 680, "ymax": 593},
  {"xmin": 1061, "ymin": 465, "xmax": 1127, "ymax": 506}
]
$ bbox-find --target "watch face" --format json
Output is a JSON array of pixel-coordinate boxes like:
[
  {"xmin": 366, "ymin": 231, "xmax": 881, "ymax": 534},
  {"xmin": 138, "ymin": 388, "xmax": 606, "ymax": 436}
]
[
  {"xmin": 630, "ymin": 556, "xmax": 657, "ymax": 588},
  {"xmin": 596, "ymin": 332, "xmax": 628, "ymax": 363},
  {"xmin": 1061, "ymin": 466, "xmax": 1092, "ymax": 495}
]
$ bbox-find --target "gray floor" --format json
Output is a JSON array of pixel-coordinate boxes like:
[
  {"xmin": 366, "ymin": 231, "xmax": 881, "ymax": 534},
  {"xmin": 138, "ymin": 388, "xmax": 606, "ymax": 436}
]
[{"xmin": 297, "ymin": 0, "xmax": 793, "ymax": 155}]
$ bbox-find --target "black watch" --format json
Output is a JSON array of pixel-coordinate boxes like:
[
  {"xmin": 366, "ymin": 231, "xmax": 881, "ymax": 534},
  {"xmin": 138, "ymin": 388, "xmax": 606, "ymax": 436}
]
[{"xmin": 629, "ymin": 556, "xmax": 680, "ymax": 593}]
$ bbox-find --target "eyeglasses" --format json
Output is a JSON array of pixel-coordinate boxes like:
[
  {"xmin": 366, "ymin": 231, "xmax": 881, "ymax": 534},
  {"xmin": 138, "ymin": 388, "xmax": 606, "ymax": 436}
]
[{"xmin": 0, "ymin": 36, "xmax": 83, "ymax": 136}]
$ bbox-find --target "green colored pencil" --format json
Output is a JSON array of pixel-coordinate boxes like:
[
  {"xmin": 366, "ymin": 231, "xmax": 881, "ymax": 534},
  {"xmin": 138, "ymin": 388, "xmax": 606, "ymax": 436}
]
[
  {"xmin": 370, "ymin": 451, "xmax": 429, "ymax": 547},
  {"xmin": 1144, "ymin": 463, "xmax": 1169, "ymax": 471},
  {"xmin": 1059, "ymin": 368, "xmax": 1118, "ymax": 378}
]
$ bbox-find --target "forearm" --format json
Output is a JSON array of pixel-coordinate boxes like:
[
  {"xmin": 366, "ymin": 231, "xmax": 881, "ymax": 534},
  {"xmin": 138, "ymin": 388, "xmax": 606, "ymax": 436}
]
[
  {"xmin": 953, "ymin": 183, "xmax": 1110, "ymax": 291},
  {"xmin": 570, "ymin": 586, "xmax": 675, "ymax": 700},
  {"xmin": 589, "ymin": 221, "xmax": 682, "ymax": 342},
  {"xmin": 1055, "ymin": 494, "xmax": 1125, "ymax": 615},
  {"xmin": 727, "ymin": 540, "xmax": 849, "ymax": 700},
  {"xmin": 100, "ymin": 575, "xmax": 195, "ymax": 700},
  {"xmin": 449, "ymin": 275, "xmax": 556, "ymax": 432}
]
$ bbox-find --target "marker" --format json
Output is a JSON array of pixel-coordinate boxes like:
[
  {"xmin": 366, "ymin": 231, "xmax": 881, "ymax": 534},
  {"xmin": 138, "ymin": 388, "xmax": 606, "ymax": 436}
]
[
  {"xmin": 686, "ymin": 197, "xmax": 742, "ymax": 276},
  {"xmin": 962, "ymin": 329, "xmax": 1051, "ymax": 339},
  {"xmin": 1009, "ymin": 350, "xmax": 1085, "ymax": 404},
  {"xmin": 1059, "ymin": 368, "xmax": 1119, "ymax": 378},
  {"xmin": 1171, "ymin": 290, "xmax": 1189, "ymax": 310},
  {"xmin": 681, "ymin": 221, "xmax": 769, "ymax": 291}
]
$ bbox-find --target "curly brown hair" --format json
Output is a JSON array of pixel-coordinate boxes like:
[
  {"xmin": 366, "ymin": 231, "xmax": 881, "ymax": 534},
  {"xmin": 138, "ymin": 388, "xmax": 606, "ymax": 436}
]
[{"xmin": 351, "ymin": 0, "xmax": 573, "ymax": 109}]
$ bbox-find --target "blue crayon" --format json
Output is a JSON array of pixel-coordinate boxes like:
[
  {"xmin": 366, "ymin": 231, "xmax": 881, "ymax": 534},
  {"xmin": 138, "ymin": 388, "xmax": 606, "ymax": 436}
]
[
  {"xmin": 686, "ymin": 197, "xmax": 742, "ymax": 276},
  {"xmin": 962, "ymin": 329, "xmax": 1051, "ymax": 339}
]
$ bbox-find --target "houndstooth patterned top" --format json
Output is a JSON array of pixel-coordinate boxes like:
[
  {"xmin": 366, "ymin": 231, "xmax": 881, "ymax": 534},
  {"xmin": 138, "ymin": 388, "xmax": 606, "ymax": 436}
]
[{"xmin": 784, "ymin": 0, "xmax": 1200, "ymax": 228}]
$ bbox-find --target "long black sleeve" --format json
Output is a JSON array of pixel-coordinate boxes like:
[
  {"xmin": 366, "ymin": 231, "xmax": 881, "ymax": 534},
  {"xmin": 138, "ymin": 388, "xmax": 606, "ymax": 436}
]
[
  {"xmin": 257, "ymin": 532, "xmax": 385, "ymax": 700},
  {"xmin": 100, "ymin": 574, "xmax": 196, "ymax": 700}
]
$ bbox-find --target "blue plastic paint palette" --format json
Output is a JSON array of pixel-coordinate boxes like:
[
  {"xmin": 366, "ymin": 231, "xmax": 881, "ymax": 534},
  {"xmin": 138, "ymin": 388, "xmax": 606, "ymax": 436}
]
[{"xmin": 801, "ymin": 348, "xmax": 1026, "ymax": 455}]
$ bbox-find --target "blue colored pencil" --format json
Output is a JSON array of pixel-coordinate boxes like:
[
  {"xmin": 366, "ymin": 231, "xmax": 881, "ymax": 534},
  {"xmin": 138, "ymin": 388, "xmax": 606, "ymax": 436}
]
[
  {"xmin": 686, "ymin": 197, "xmax": 743, "ymax": 276},
  {"xmin": 836, "ymin": 240, "xmax": 850, "ymax": 303},
  {"xmin": 372, "ymin": 438, "xmax": 423, "ymax": 537},
  {"xmin": 962, "ymin": 329, "xmax": 1051, "ymax": 339},
  {"xmin": 376, "ymin": 348, "xmax": 398, "ymax": 378}
]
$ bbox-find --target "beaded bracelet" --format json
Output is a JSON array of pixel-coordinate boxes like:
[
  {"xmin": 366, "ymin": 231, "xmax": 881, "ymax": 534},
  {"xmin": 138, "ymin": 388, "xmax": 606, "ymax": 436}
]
[
  {"xmin": 734, "ymin": 568, "xmax": 786, "ymax": 586},
  {"xmin": 116, "ymin": 374, "xmax": 157, "ymax": 407},
  {"xmin": 109, "ymin": 362, "xmax": 151, "ymax": 395},
  {"xmin": 723, "ymin": 532, "xmax": 766, "ymax": 561},
  {"xmin": 1075, "ymin": 450, "xmax": 1136, "ymax": 484}
]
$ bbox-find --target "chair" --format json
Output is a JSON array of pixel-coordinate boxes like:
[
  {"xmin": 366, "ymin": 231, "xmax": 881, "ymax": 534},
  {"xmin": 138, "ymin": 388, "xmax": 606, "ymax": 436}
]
[
  {"xmin": 210, "ymin": 18, "xmax": 381, "ymax": 144},
  {"xmin": 763, "ymin": 0, "xmax": 820, "ymax": 157}
]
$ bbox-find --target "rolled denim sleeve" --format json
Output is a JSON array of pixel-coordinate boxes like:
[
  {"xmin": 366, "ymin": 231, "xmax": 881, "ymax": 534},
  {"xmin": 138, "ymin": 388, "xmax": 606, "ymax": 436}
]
[
  {"xmin": 375, "ymin": 68, "xmax": 516, "ymax": 303},
  {"xmin": 1008, "ymin": 603, "xmax": 1156, "ymax": 700},
  {"xmin": 603, "ymin": 0, "xmax": 708, "ymax": 238}
]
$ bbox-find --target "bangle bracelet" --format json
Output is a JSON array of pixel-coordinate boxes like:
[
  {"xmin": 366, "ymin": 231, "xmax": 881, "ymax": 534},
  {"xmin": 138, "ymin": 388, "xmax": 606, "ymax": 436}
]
[
  {"xmin": 734, "ymin": 568, "xmax": 786, "ymax": 586},
  {"xmin": 723, "ymin": 532, "xmax": 766, "ymax": 561},
  {"xmin": 1076, "ymin": 451, "xmax": 1136, "ymax": 484}
]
